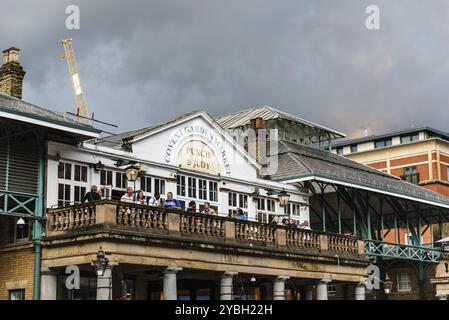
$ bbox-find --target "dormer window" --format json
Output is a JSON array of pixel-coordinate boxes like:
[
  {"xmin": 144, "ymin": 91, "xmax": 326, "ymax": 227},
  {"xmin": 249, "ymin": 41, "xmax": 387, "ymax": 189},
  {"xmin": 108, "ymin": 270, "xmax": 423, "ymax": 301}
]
[
  {"xmin": 374, "ymin": 138, "xmax": 392, "ymax": 149},
  {"xmin": 400, "ymin": 133, "xmax": 419, "ymax": 144}
]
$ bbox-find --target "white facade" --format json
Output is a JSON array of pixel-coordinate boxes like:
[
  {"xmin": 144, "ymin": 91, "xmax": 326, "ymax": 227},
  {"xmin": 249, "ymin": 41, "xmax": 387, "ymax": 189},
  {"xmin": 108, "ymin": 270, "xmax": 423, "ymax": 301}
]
[{"xmin": 46, "ymin": 111, "xmax": 310, "ymax": 223}]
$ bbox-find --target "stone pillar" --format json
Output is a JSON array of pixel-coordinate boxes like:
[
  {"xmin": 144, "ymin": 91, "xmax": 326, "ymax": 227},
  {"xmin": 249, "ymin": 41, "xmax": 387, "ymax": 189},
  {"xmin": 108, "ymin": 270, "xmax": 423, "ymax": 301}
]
[
  {"xmin": 273, "ymin": 276, "xmax": 289, "ymax": 300},
  {"xmin": 96, "ymin": 262, "xmax": 118, "ymax": 300},
  {"xmin": 316, "ymin": 280, "xmax": 329, "ymax": 300},
  {"xmin": 163, "ymin": 267, "xmax": 182, "ymax": 300},
  {"xmin": 40, "ymin": 267, "xmax": 58, "ymax": 300},
  {"xmin": 305, "ymin": 286, "xmax": 314, "ymax": 300},
  {"xmin": 220, "ymin": 271, "xmax": 238, "ymax": 300},
  {"xmin": 355, "ymin": 282, "xmax": 366, "ymax": 300}
]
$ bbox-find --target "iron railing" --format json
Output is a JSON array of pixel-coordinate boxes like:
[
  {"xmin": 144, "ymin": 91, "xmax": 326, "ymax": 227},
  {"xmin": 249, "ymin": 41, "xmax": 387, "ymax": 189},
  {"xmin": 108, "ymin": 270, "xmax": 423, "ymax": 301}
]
[{"xmin": 364, "ymin": 239, "xmax": 441, "ymax": 263}]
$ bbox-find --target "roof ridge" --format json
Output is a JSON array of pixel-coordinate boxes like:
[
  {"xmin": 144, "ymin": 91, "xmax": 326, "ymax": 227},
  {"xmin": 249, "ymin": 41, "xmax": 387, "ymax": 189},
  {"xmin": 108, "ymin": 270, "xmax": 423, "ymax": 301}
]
[{"xmin": 215, "ymin": 105, "xmax": 272, "ymax": 120}]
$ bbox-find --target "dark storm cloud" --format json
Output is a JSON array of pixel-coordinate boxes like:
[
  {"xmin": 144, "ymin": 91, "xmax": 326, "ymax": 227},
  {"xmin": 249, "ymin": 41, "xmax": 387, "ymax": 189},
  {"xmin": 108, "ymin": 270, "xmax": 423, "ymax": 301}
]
[{"xmin": 1, "ymin": 0, "xmax": 449, "ymax": 136}]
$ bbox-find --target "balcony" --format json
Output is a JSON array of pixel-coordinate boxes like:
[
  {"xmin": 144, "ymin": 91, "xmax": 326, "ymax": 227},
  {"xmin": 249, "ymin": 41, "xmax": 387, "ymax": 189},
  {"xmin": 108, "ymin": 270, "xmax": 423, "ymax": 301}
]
[
  {"xmin": 42, "ymin": 200, "xmax": 368, "ymax": 285},
  {"xmin": 45, "ymin": 200, "xmax": 363, "ymax": 256}
]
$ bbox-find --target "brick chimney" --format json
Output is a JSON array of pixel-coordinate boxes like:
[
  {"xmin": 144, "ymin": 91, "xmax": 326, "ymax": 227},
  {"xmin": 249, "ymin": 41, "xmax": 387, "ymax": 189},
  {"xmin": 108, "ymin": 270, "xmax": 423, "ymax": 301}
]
[{"xmin": 0, "ymin": 47, "xmax": 25, "ymax": 99}]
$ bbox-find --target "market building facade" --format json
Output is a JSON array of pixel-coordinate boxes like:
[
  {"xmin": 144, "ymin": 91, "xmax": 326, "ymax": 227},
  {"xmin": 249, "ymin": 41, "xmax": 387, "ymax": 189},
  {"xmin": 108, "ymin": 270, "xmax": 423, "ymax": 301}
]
[{"xmin": 2, "ymin": 47, "xmax": 449, "ymax": 300}]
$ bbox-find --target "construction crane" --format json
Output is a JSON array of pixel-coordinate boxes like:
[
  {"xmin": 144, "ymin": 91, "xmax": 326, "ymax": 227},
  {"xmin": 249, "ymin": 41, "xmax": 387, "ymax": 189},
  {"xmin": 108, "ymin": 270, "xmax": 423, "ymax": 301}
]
[{"xmin": 60, "ymin": 38, "xmax": 89, "ymax": 124}]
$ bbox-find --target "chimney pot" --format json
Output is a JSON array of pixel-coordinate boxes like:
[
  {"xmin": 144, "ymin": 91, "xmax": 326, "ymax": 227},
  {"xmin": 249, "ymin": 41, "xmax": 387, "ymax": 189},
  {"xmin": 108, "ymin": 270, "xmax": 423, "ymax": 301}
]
[
  {"xmin": 2, "ymin": 47, "xmax": 20, "ymax": 64},
  {"xmin": 0, "ymin": 47, "xmax": 25, "ymax": 99}
]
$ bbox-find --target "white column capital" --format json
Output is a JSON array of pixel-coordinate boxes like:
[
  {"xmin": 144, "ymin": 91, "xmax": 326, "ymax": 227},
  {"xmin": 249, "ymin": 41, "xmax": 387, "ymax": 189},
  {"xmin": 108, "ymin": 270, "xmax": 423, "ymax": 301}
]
[
  {"xmin": 165, "ymin": 266, "xmax": 183, "ymax": 274},
  {"xmin": 222, "ymin": 271, "xmax": 238, "ymax": 277}
]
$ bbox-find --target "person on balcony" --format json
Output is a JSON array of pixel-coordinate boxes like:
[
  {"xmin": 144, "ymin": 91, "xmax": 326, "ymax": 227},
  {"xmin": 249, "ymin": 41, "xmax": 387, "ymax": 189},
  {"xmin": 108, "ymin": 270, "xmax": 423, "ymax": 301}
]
[
  {"xmin": 135, "ymin": 191, "xmax": 145, "ymax": 205},
  {"xmin": 299, "ymin": 220, "xmax": 311, "ymax": 230},
  {"xmin": 234, "ymin": 208, "xmax": 247, "ymax": 221},
  {"xmin": 289, "ymin": 219, "xmax": 298, "ymax": 228},
  {"xmin": 201, "ymin": 202, "xmax": 216, "ymax": 215},
  {"xmin": 148, "ymin": 192, "xmax": 162, "ymax": 206},
  {"xmin": 164, "ymin": 192, "xmax": 180, "ymax": 209},
  {"xmin": 187, "ymin": 200, "xmax": 197, "ymax": 213},
  {"xmin": 121, "ymin": 187, "xmax": 134, "ymax": 203},
  {"xmin": 81, "ymin": 185, "xmax": 101, "ymax": 203}
]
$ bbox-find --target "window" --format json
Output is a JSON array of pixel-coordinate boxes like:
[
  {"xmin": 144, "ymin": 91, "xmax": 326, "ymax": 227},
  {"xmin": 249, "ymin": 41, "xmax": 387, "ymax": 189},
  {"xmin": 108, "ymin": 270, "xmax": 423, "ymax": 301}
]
[
  {"xmin": 154, "ymin": 178, "xmax": 165, "ymax": 195},
  {"xmin": 209, "ymin": 181, "xmax": 218, "ymax": 202},
  {"xmin": 291, "ymin": 203, "xmax": 302, "ymax": 216},
  {"xmin": 99, "ymin": 169, "xmax": 129, "ymax": 200},
  {"xmin": 58, "ymin": 183, "xmax": 71, "ymax": 207},
  {"xmin": 100, "ymin": 170, "xmax": 113, "ymax": 186},
  {"xmin": 397, "ymin": 272, "xmax": 412, "ymax": 292},
  {"xmin": 228, "ymin": 192, "xmax": 248, "ymax": 216},
  {"xmin": 177, "ymin": 175, "xmax": 218, "ymax": 208},
  {"xmin": 400, "ymin": 133, "xmax": 419, "ymax": 144},
  {"xmin": 188, "ymin": 177, "xmax": 197, "ymax": 198},
  {"xmin": 374, "ymin": 138, "xmax": 392, "ymax": 149},
  {"xmin": 74, "ymin": 186, "xmax": 86, "ymax": 203},
  {"xmin": 402, "ymin": 166, "xmax": 419, "ymax": 184},
  {"xmin": 256, "ymin": 198, "xmax": 266, "ymax": 211},
  {"xmin": 139, "ymin": 176, "xmax": 166, "ymax": 203},
  {"xmin": 228, "ymin": 192, "xmax": 237, "ymax": 207},
  {"xmin": 267, "ymin": 199, "xmax": 275, "ymax": 212},
  {"xmin": 336, "ymin": 147, "xmax": 344, "ymax": 155},
  {"xmin": 58, "ymin": 162, "xmax": 72, "ymax": 180},
  {"xmin": 140, "ymin": 176, "xmax": 152, "ymax": 193},
  {"xmin": 177, "ymin": 175, "xmax": 186, "ymax": 196},
  {"xmin": 199, "ymin": 179, "xmax": 207, "ymax": 200},
  {"xmin": 238, "ymin": 194, "xmax": 248, "ymax": 209},
  {"xmin": 74, "ymin": 164, "xmax": 88, "ymax": 182},
  {"xmin": 115, "ymin": 172, "xmax": 127, "ymax": 189},
  {"xmin": 9, "ymin": 289, "xmax": 25, "ymax": 300},
  {"xmin": 350, "ymin": 144, "xmax": 358, "ymax": 153}
]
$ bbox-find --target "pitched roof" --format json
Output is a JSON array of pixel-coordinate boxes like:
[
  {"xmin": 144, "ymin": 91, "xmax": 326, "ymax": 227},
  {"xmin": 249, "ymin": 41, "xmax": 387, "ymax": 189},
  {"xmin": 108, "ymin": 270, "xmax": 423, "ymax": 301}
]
[
  {"xmin": 271, "ymin": 140, "xmax": 449, "ymax": 207},
  {"xmin": 215, "ymin": 105, "xmax": 345, "ymax": 138},
  {"xmin": 0, "ymin": 92, "xmax": 100, "ymax": 136}
]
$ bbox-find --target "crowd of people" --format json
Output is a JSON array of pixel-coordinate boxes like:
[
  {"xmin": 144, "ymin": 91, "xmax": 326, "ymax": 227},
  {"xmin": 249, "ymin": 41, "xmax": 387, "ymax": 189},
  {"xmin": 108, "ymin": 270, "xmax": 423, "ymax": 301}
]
[{"xmin": 81, "ymin": 185, "xmax": 310, "ymax": 228}]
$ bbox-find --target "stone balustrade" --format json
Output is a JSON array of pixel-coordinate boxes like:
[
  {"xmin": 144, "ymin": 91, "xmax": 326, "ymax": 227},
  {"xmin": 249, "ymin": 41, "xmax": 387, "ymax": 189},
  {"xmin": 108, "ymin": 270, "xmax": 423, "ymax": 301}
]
[{"xmin": 45, "ymin": 200, "xmax": 363, "ymax": 257}]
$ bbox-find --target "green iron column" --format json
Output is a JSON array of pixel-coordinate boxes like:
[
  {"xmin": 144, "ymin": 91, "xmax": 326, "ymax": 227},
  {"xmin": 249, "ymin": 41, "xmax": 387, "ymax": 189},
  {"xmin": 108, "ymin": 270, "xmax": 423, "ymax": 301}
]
[{"xmin": 32, "ymin": 132, "xmax": 45, "ymax": 300}]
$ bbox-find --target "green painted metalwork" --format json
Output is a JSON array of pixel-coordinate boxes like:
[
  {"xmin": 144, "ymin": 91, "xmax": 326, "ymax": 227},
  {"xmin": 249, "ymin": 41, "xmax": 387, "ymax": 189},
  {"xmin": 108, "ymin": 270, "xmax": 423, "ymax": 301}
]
[
  {"xmin": 32, "ymin": 131, "xmax": 45, "ymax": 300},
  {"xmin": 364, "ymin": 239, "xmax": 441, "ymax": 263},
  {"xmin": 0, "ymin": 190, "xmax": 38, "ymax": 216}
]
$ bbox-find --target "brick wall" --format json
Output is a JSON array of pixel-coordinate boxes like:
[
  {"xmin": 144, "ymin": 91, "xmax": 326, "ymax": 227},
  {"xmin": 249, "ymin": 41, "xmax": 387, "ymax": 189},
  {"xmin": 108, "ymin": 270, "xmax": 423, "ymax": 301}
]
[{"xmin": 0, "ymin": 242, "xmax": 35, "ymax": 300}]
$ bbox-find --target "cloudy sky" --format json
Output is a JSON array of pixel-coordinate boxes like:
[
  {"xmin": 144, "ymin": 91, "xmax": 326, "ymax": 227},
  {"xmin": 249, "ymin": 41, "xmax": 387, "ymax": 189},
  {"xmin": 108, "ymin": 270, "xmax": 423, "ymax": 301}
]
[{"xmin": 1, "ymin": 0, "xmax": 449, "ymax": 137}]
